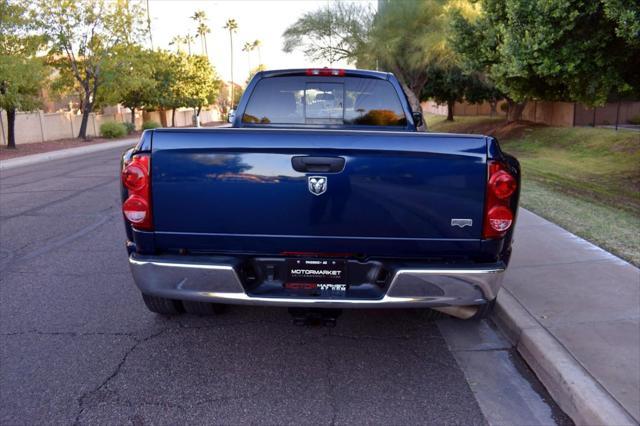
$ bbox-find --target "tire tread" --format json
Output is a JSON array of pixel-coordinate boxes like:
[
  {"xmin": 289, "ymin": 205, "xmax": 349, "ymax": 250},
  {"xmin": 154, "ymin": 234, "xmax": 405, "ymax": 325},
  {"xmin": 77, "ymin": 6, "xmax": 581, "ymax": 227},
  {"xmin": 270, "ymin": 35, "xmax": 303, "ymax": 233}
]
[{"xmin": 142, "ymin": 293, "xmax": 183, "ymax": 315}]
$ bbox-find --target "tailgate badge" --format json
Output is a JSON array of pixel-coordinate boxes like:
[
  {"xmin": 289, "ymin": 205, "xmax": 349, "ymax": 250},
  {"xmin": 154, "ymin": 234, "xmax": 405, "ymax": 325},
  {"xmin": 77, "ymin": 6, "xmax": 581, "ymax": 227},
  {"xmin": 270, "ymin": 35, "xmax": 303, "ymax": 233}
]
[
  {"xmin": 451, "ymin": 218, "xmax": 473, "ymax": 228},
  {"xmin": 308, "ymin": 176, "xmax": 327, "ymax": 196}
]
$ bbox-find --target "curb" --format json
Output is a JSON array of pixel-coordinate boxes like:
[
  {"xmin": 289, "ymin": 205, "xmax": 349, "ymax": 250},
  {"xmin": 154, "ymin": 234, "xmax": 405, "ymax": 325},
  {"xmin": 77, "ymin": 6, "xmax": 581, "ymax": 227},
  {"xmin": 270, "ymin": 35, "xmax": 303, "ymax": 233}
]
[
  {"xmin": 494, "ymin": 289, "xmax": 638, "ymax": 426},
  {"xmin": 0, "ymin": 139, "xmax": 138, "ymax": 171}
]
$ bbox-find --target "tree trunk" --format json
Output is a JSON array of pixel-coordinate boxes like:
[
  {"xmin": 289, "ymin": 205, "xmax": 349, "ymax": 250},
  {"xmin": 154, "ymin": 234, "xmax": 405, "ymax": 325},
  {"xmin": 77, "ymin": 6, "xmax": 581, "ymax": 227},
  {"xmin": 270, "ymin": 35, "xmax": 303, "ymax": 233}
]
[
  {"xmin": 402, "ymin": 83, "xmax": 421, "ymax": 114},
  {"xmin": 131, "ymin": 107, "xmax": 136, "ymax": 125},
  {"xmin": 397, "ymin": 80, "xmax": 426, "ymax": 131},
  {"xmin": 196, "ymin": 106, "xmax": 202, "ymax": 127},
  {"xmin": 230, "ymin": 34, "xmax": 235, "ymax": 106},
  {"xmin": 6, "ymin": 108, "xmax": 16, "ymax": 149},
  {"xmin": 171, "ymin": 108, "xmax": 176, "ymax": 127},
  {"xmin": 446, "ymin": 100, "xmax": 455, "ymax": 121},
  {"xmin": 78, "ymin": 101, "xmax": 92, "ymax": 140},
  {"xmin": 489, "ymin": 101, "xmax": 498, "ymax": 117},
  {"xmin": 159, "ymin": 108, "xmax": 168, "ymax": 127},
  {"xmin": 506, "ymin": 100, "xmax": 527, "ymax": 122}
]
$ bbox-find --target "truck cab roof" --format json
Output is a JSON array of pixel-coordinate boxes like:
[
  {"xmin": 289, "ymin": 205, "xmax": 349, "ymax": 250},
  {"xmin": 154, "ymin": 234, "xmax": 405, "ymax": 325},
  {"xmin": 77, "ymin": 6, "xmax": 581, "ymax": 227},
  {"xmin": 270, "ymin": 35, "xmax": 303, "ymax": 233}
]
[{"xmin": 258, "ymin": 68, "xmax": 392, "ymax": 80}]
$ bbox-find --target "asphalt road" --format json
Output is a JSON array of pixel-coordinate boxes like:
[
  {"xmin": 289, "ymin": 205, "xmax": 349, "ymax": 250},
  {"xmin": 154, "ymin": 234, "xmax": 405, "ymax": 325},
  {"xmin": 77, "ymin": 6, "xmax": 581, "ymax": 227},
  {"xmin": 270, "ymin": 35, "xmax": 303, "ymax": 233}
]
[{"xmin": 0, "ymin": 146, "xmax": 571, "ymax": 425}]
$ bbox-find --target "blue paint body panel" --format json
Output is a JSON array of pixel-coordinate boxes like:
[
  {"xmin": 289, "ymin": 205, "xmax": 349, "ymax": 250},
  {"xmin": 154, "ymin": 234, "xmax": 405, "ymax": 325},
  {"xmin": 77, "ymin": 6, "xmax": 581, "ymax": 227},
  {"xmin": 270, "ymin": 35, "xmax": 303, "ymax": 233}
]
[{"xmin": 150, "ymin": 128, "xmax": 488, "ymax": 257}]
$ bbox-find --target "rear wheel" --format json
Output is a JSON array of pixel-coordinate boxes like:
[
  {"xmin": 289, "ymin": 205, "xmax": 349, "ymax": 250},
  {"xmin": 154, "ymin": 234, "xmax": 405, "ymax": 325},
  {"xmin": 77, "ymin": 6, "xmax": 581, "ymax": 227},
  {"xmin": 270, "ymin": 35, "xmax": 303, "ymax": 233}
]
[
  {"xmin": 182, "ymin": 300, "xmax": 226, "ymax": 316},
  {"xmin": 419, "ymin": 309, "xmax": 447, "ymax": 321},
  {"xmin": 141, "ymin": 293, "xmax": 183, "ymax": 315}
]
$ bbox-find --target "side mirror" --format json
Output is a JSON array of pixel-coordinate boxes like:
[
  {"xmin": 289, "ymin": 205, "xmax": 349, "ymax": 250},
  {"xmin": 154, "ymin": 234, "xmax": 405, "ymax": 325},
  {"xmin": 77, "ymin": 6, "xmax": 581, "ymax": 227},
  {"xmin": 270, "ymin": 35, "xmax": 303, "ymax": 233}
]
[
  {"xmin": 412, "ymin": 111, "xmax": 424, "ymax": 128},
  {"xmin": 228, "ymin": 109, "xmax": 236, "ymax": 123}
]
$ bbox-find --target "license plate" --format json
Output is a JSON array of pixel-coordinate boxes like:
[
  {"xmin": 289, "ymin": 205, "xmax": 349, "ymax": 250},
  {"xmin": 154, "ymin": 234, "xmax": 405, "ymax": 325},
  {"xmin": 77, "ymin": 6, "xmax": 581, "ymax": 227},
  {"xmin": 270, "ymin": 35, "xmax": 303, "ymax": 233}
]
[{"xmin": 286, "ymin": 258, "xmax": 346, "ymax": 283}]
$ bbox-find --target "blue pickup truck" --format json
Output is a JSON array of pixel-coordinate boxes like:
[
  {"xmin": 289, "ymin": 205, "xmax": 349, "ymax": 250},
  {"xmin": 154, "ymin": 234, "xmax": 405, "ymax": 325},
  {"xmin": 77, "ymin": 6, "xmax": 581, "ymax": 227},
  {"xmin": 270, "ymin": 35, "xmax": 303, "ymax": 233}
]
[{"xmin": 121, "ymin": 68, "xmax": 520, "ymax": 323}]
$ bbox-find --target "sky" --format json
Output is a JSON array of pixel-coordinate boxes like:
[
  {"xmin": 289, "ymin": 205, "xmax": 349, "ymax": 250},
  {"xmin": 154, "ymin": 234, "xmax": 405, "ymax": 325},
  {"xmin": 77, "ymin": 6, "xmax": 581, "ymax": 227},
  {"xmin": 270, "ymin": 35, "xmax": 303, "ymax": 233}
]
[{"xmin": 146, "ymin": 0, "xmax": 377, "ymax": 85}]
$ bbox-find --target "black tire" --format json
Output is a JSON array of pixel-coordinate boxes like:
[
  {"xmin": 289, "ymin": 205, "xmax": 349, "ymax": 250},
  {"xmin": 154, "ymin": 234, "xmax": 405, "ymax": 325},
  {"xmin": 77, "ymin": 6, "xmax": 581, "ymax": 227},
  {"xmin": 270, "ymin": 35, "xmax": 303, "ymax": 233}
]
[
  {"xmin": 182, "ymin": 300, "xmax": 226, "ymax": 316},
  {"xmin": 141, "ymin": 293, "xmax": 183, "ymax": 315},
  {"xmin": 420, "ymin": 309, "xmax": 447, "ymax": 321}
]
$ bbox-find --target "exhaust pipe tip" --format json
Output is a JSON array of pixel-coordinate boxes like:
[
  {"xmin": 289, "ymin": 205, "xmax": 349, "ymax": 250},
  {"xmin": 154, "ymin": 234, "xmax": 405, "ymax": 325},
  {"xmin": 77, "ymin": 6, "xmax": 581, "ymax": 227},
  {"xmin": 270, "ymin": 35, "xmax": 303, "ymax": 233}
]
[{"xmin": 432, "ymin": 305, "xmax": 478, "ymax": 320}]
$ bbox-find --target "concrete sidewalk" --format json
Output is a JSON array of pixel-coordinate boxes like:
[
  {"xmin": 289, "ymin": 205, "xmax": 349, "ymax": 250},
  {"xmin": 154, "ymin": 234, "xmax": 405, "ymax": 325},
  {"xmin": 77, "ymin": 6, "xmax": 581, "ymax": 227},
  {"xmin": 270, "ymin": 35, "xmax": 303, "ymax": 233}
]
[{"xmin": 497, "ymin": 209, "xmax": 640, "ymax": 425}]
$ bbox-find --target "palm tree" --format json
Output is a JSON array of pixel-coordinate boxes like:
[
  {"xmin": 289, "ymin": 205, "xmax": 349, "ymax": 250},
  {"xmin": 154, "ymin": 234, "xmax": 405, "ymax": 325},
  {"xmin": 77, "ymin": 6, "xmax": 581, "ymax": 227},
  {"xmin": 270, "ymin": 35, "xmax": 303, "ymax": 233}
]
[
  {"xmin": 184, "ymin": 35, "xmax": 195, "ymax": 55},
  {"xmin": 242, "ymin": 41, "xmax": 254, "ymax": 69},
  {"xmin": 191, "ymin": 10, "xmax": 210, "ymax": 56},
  {"xmin": 224, "ymin": 18, "xmax": 239, "ymax": 105},
  {"xmin": 196, "ymin": 23, "xmax": 211, "ymax": 56},
  {"xmin": 169, "ymin": 35, "xmax": 186, "ymax": 52},
  {"xmin": 145, "ymin": 0, "xmax": 153, "ymax": 49},
  {"xmin": 252, "ymin": 39, "xmax": 262, "ymax": 65}
]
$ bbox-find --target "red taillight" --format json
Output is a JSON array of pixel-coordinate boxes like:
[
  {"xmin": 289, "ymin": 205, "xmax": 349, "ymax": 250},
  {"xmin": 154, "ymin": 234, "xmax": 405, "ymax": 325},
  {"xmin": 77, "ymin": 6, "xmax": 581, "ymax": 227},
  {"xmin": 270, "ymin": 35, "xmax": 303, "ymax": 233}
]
[
  {"xmin": 487, "ymin": 206, "xmax": 513, "ymax": 232},
  {"xmin": 123, "ymin": 195, "xmax": 149, "ymax": 223},
  {"xmin": 489, "ymin": 170, "xmax": 517, "ymax": 199},
  {"xmin": 305, "ymin": 68, "xmax": 345, "ymax": 76},
  {"xmin": 122, "ymin": 163, "xmax": 147, "ymax": 192},
  {"xmin": 122, "ymin": 154, "xmax": 152, "ymax": 230},
  {"xmin": 483, "ymin": 161, "xmax": 516, "ymax": 239}
]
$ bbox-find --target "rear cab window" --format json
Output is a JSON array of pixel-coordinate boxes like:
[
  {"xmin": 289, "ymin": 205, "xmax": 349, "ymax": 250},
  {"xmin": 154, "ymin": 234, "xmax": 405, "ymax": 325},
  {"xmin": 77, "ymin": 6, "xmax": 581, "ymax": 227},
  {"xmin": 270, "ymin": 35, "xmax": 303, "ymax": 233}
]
[{"xmin": 241, "ymin": 76, "xmax": 408, "ymax": 128}]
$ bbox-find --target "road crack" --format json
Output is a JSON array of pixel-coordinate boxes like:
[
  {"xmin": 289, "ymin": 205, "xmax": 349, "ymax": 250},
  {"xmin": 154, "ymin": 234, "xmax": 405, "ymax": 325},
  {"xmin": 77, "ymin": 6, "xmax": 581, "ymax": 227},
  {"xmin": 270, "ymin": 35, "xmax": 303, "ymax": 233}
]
[
  {"xmin": 1, "ymin": 330, "xmax": 139, "ymax": 338},
  {"xmin": 72, "ymin": 328, "xmax": 169, "ymax": 425}
]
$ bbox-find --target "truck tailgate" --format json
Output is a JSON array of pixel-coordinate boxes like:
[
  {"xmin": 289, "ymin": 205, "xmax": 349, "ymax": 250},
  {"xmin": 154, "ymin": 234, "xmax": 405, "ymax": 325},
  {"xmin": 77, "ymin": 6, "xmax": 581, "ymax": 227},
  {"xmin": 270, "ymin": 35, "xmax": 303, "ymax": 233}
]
[{"xmin": 150, "ymin": 128, "xmax": 488, "ymax": 258}]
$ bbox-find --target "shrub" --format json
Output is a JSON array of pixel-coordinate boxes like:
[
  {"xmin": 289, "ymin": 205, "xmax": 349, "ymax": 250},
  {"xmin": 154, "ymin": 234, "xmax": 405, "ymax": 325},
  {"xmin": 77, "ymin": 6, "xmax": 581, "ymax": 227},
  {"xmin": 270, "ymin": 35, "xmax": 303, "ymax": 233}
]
[
  {"xmin": 123, "ymin": 121, "xmax": 135, "ymax": 134},
  {"xmin": 499, "ymin": 102, "xmax": 508, "ymax": 112},
  {"xmin": 142, "ymin": 120, "xmax": 161, "ymax": 130},
  {"xmin": 628, "ymin": 115, "xmax": 640, "ymax": 125},
  {"xmin": 100, "ymin": 121, "xmax": 127, "ymax": 138}
]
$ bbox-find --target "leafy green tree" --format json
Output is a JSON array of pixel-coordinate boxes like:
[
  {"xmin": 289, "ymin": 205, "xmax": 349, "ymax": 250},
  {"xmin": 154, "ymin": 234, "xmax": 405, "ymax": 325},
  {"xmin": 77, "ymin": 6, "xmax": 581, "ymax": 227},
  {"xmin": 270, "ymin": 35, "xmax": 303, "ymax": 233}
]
[
  {"xmin": 283, "ymin": 1, "xmax": 450, "ymax": 126},
  {"xmin": 37, "ymin": 0, "xmax": 144, "ymax": 139},
  {"xmin": 452, "ymin": 0, "xmax": 640, "ymax": 121},
  {"xmin": 0, "ymin": 0, "xmax": 47, "ymax": 148},
  {"xmin": 464, "ymin": 75, "xmax": 504, "ymax": 116},
  {"xmin": 366, "ymin": 0, "xmax": 453, "ymax": 124},
  {"xmin": 139, "ymin": 51, "xmax": 220, "ymax": 127},
  {"xmin": 282, "ymin": 2, "xmax": 373, "ymax": 65},
  {"xmin": 103, "ymin": 46, "xmax": 157, "ymax": 127},
  {"xmin": 178, "ymin": 54, "xmax": 221, "ymax": 126},
  {"xmin": 602, "ymin": 0, "xmax": 640, "ymax": 46},
  {"xmin": 421, "ymin": 65, "xmax": 505, "ymax": 121},
  {"xmin": 146, "ymin": 50, "xmax": 184, "ymax": 127},
  {"xmin": 421, "ymin": 66, "xmax": 468, "ymax": 121}
]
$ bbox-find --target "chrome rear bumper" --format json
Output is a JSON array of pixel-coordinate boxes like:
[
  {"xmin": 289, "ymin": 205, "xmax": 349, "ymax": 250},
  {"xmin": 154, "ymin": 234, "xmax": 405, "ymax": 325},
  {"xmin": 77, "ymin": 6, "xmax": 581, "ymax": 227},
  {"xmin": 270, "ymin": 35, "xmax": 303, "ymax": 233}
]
[{"xmin": 129, "ymin": 254, "xmax": 505, "ymax": 308}]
